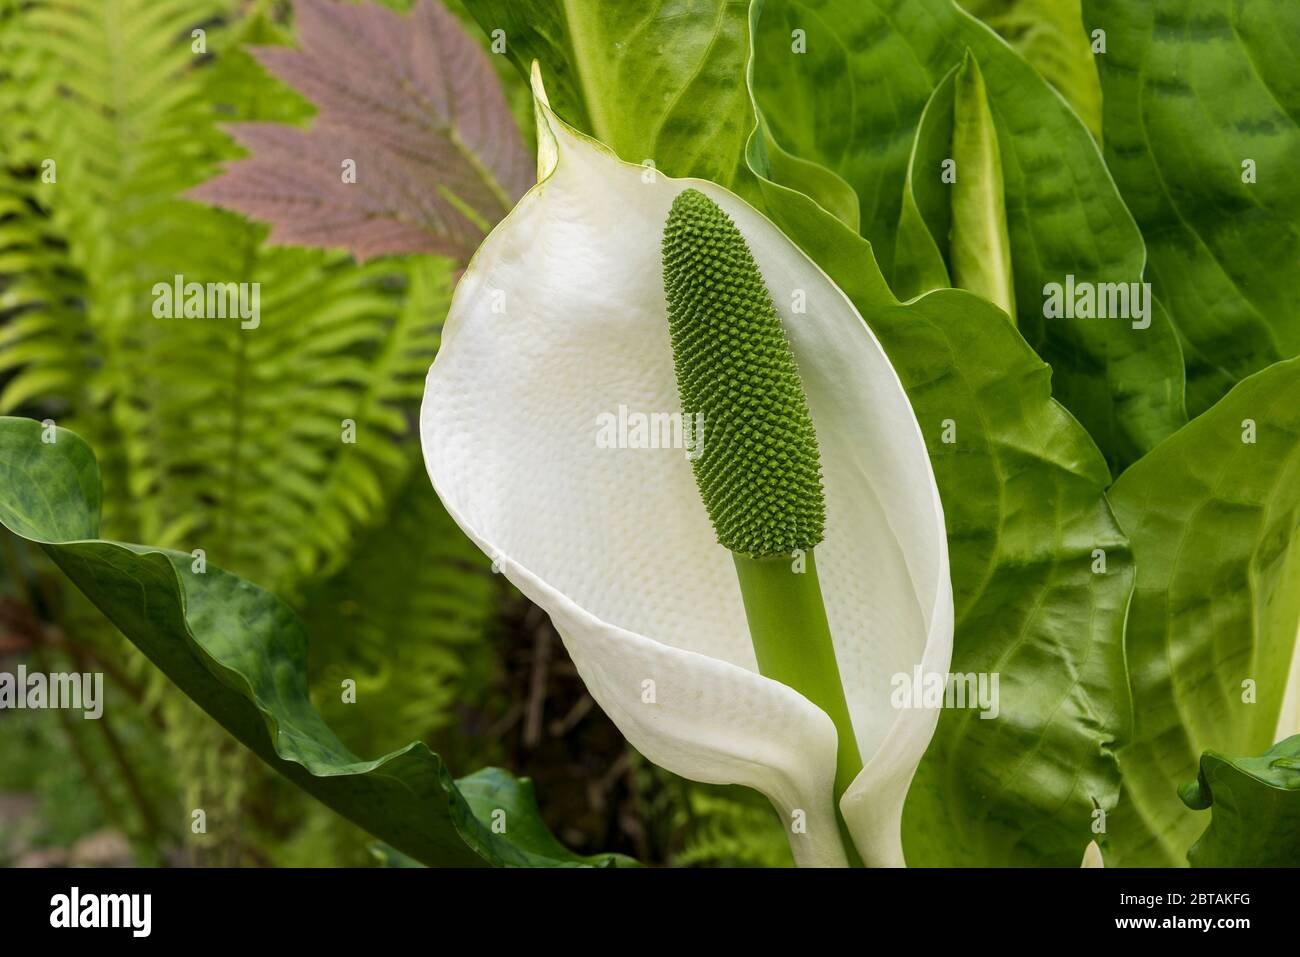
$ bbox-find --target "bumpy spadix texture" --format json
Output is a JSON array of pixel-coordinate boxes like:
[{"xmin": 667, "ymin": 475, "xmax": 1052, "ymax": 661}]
[{"xmin": 662, "ymin": 189, "xmax": 825, "ymax": 557}]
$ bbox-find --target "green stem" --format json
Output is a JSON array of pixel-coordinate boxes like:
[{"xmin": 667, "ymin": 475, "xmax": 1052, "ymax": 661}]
[{"xmin": 732, "ymin": 549, "xmax": 864, "ymax": 866}]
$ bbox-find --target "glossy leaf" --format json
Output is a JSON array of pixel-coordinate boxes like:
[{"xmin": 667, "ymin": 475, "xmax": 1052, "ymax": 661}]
[
  {"xmin": 0, "ymin": 416, "xmax": 632, "ymax": 868},
  {"xmin": 1180, "ymin": 735, "xmax": 1300, "ymax": 867},
  {"xmin": 750, "ymin": 0, "xmax": 1187, "ymax": 471},
  {"xmin": 462, "ymin": 0, "xmax": 757, "ymax": 192},
  {"xmin": 960, "ymin": 0, "xmax": 1103, "ymax": 140},
  {"xmin": 882, "ymin": 290, "xmax": 1133, "ymax": 866},
  {"xmin": 1107, "ymin": 359, "xmax": 1300, "ymax": 865},
  {"xmin": 457, "ymin": 767, "xmax": 636, "ymax": 866},
  {"xmin": 743, "ymin": 123, "xmax": 1133, "ymax": 867},
  {"xmin": 1083, "ymin": 0, "xmax": 1300, "ymax": 416},
  {"xmin": 736, "ymin": 10, "xmax": 1132, "ymax": 864},
  {"xmin": 893, "ymin": 67, "xmax": 956, "ymax": 302}
]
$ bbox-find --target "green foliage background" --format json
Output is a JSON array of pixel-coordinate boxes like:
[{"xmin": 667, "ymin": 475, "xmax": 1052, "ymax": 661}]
[{"xmin": 1, "ymin": 0, "xmax": 1296, "ymax": 868}]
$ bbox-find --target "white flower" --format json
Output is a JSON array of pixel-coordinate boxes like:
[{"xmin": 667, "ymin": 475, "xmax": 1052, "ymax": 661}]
[{"xmin": 421, "ymin": 66, "xmax": 953, "ymax": 867}]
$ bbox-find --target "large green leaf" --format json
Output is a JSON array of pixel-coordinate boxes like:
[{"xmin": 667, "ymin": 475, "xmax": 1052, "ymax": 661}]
[
  {"xmin": 879, "ymin": 293, "xmax": 1134, "ymax": 868},
  {"xmin": 1083, "ymin": 0, "xmax": 1300, "ymax": 417},
  {"xmin": 749, "ymin": 0, "xmax": 1187, "ymax": 471},
  {"xmin": 1107, "ymin": 358, "xmax": 1300, "ymax": 865},
  {"xmin": 462, "ymin": 0, "xmax": 757, "ymax": 193},
  {"xmin": 0, "ymin": 416, "xmax": 632, "ymax": 868},
  {"xmin": 1179, "ymin": 735, "xmax": 1300, "ymax": 867},
  {"xmin": 960, "ymin": 0, "xmax": 1102, "ymax": 140},
  {"xmin": 748, "ymin": 171, "xmax": 1134, "ymax": 865}
]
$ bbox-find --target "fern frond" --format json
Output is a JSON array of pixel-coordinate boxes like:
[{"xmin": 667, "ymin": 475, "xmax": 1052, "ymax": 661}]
[
  {"xmin": 0, "ymin": 0, "xmax": 519, "ymax": 868},
  {"xmin": 0, "ymin": 3, "xmax": 93, "ymax": 417},
  {"xmin": 2, "ymin": 0, "xmax": 456, "ymax": 594},
  {"xmin": 673, "ymin": 786, "xmax": 795, "ymax": 868},
  {"xmin": 1, "ymin": 0, "xmax": 235, "ymax": 538}
]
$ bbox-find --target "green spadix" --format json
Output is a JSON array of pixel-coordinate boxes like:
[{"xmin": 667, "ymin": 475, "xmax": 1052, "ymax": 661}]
[
  {"xmin": 662, "ymin": 189, "xmax": 864, "ymax": 850},
  {"xmin": 662, "ymin": 188, "xmax": 826, "ymax": 558}
]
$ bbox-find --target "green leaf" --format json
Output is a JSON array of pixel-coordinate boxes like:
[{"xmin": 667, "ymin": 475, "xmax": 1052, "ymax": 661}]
[
  {"xmin": 456, "ymin": 767, "xmax": 631, "ymax": 866},
  {"xmin": 369, "ymin": 772, "xmax": 643, "ymax": 869},
  {"xmin": 750, "ymin": 0, "xmax": 1187, "ymax": 471},
  {"xmin": 748, "ymin": 117, "xmax": 862, "ymax": 233},
  {"xmin": 949, "ymin": 51, "xmax": 1015, "ymax": 320},
  {"xmin": 886, "ymin": 289, "xmax": 1134, "ymax": 866},
  {"xmin": 893, "ymin": 68, "xmax": 957, "ymax": 301},
  {"xmin": 0, "ymin": 416, "xmax": 633, "ymax": 868},
  {"xmin": 742, "ymin": 133, "xmax": 1133, "ymax": 867},
  {"xmin": 1083, "ymin": 0, "xmax": 1300, "ymax": 417},
  {"xmin": 733, "ymin": 15, "xmax": 1133, "ymax": 862},
  {"xmin": 462, "ymin": 0, "xmax": 758, "ymax": 193},
  {"xmin": 1179, "ymin": 735, "xmax": 1300, "ymax": 867},
  {"xmin": 1107, "ymin": 358, "xmax": 1300, "ymax": 865},
  {"xmin": 959, "ymin": 0, "xmax": 1103, "ymax": 141},
  {"xmin": 367, "ymin": 842, "xmax": 424, "ymax": 868}
]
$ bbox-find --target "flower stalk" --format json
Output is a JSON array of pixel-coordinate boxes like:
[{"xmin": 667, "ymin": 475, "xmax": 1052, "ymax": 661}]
[
  {"xmin": 663, "ymin": 188, "xmax": 864, "ymax": 860},
  {"xmin": 733, "ymin": 551, "xmax": 864, "ymax": 864},
  {"xmin": 732, "ymin": 552, "xmax": 862, "ymax": 800}
]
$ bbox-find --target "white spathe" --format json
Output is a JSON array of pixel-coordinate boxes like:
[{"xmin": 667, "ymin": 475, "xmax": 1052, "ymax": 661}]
[{"xmin": 421, "ymin": 65, "xmax": 953, "ymax": 867}]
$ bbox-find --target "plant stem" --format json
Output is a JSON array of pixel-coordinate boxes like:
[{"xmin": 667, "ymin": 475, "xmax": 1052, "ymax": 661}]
[{"xmin": 731, "ymin": 549, "xmax": 865, "ymax": 866}]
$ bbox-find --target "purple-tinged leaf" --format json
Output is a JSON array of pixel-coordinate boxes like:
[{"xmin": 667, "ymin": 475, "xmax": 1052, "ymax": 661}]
[{"xmin": 190, "ymin": 0, "xmax": 531, "ymax": 263}]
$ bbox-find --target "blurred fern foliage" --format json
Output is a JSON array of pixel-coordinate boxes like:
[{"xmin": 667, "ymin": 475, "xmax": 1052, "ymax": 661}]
[{"xmin": 0, "ymin": 0, "xmax": 504, "ymax": 865}]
